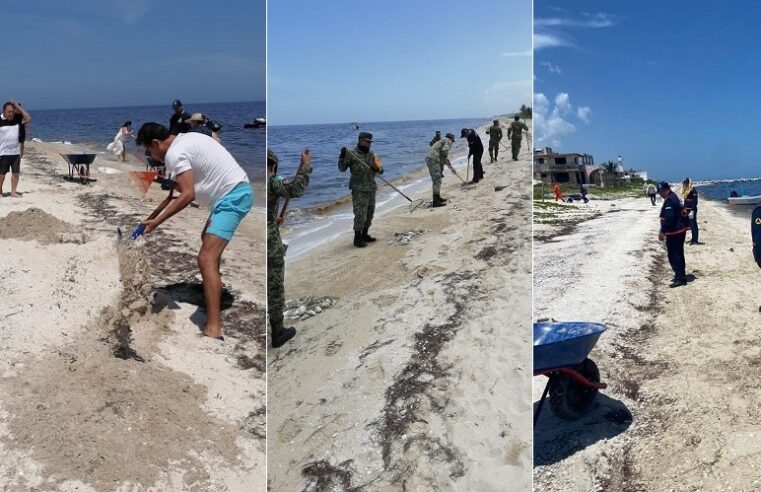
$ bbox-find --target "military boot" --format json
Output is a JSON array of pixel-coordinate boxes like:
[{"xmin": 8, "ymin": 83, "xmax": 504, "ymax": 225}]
[
  {"xmin": 432, "ymin": 194, "xmax": 447, "ymax": 207},
  {"xmin": 362, "ymin": 228, "xmax": 376, "ymax": 242},
  {"xmin": 354, "ymin": 231, "xmax": 367, "ymax": 248},
  {"xmin": 272, "ymin": 325, "xmax": 297, "ymax": 348}
]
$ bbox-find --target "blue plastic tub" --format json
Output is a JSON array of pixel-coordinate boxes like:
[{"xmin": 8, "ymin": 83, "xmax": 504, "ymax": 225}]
[{"xmin": 534, "ymin": 322, "xmax": 607, "ymax": 373}]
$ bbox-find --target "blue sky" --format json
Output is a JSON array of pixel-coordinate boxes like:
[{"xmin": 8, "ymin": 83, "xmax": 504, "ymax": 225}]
[
  {"xmin": 268, "ymin": 0, "xmax": 532, "ymax": 125},
  {"xmin": 535, "ymin": 1, "xmax": 761, "ymax": 181},
  {"xmin": 4, "ymin": 0, "xmax": 264, "ymax": 110}
]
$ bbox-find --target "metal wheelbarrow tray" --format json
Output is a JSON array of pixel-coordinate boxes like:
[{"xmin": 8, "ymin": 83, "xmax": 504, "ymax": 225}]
[
  {"xmin": 60, "ymin": 153, "xmax": 98, "ymax": 184},
  {"xmin": 534, "ymin": 321, "xmax": 608, "ymax": 423}
]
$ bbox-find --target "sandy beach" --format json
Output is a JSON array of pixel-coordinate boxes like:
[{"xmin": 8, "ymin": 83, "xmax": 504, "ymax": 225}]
[
  {"xmin": 268, "ymin": 121, "xmax": 533, "ymax": 491},
  {"xmin": 0, "ymin": 142, "xmax": 266, "ymax": 491},
  {"xmin": 534, "ymin": 193, "xmax": 761, "ymax": 490}
]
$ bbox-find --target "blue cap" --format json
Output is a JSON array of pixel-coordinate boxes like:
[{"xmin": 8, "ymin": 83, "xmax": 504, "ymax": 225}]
[
  {"xmin": 657, "ymin": 181, "xmax": 670, "ymax": 191},
  {"xmin": 172, "ymin": 99, "xmax": 183, "ymax": 108}
]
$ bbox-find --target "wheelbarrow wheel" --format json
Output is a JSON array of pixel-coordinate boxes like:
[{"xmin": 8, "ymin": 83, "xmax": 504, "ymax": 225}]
[{"xmin": 549, "ymin": 358, "xmax": 600, "ymax": 421}]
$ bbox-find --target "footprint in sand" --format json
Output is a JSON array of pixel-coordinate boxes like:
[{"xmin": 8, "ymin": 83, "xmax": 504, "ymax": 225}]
[
  {"xmin": 324, "ymin": 340, "xmax": 343, "ymax": 357},
  {"xmin": 277, "ymin": 417, "xmax": 302, "ymax": 443}
]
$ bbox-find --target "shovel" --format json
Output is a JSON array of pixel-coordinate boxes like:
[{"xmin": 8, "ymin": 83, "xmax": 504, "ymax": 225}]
[{"xmin": 118, "ymin": 184, "xmax": 175, "ymax": 242}]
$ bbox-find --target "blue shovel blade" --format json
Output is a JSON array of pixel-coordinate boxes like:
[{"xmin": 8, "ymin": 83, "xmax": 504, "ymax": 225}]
[{"xmin": 130, "ymin": 224, "xmax": 146, "ymax": 240}]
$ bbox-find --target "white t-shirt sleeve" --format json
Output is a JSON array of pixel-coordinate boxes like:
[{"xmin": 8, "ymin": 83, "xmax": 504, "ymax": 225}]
[{"xmin": 166, "ymin": 151, "xmax": 192, "ymax": 179}]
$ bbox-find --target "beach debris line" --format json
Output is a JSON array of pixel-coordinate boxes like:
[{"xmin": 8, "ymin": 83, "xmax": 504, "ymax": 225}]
[
  {"xmin": 283, "ymin": 295, "xmax": 337, "ymax": 320},
  {"xmin": 390, "ymin": 228, "xmax": 425, "ymax": 245}
]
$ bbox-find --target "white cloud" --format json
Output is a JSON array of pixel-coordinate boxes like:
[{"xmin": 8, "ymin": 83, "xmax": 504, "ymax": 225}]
[
  {"xmin": 577, "ymin": 106, "xmax": 591, "ymax": 123},
  {"xmin": 535, "ymin": 13, "xmax": 617, "ymax": 29},
  {"xmin": 501, "ymin": 49, "xmax": 532, "ymax": 57},
  {"xmin": 534, "ymin": 92, "xmax": 591, "ymax": 148},
  {"xmin": 540, "ymin": 61, "xmax": 562, "ymax": 74},
  {"xmin": 534, "ymin": 33, "xmax": 569, "ymax": 50}
]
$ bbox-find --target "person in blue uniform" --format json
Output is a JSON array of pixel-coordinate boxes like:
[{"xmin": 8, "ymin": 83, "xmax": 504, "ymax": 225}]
[
  {"xmin": 657, "ymin": 181, "xmax": 691, "ymax": 287},
  {"xmin": 682, "ymin": 177, "xmax": 701, "ymax": 245}
]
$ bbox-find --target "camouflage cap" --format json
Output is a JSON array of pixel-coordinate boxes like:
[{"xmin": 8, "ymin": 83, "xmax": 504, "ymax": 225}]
[
  {"xmin": 267, "ymin": 149, "xmax": 279, "ymax": 165},
  {"xmin": 358, "ymin": 131, "xmax": 373, "ymax": 142}
]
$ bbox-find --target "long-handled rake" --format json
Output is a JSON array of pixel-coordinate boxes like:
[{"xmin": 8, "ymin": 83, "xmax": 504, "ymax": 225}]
[{"xmin": 346, "ymin": 149, "xmax": 424, "ymax": 212}]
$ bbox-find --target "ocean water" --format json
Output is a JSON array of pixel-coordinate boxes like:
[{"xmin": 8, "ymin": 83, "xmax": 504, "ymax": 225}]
[
  {"xmin": 268, "ymin": 117, "xmax": 487, "ymax": 211},
  {"xmin": 269, "ymin": 117, "xmax": 493, "ymax": 258},
  {"xmin": 698, "ymin": 179, "xmax": 761, "ymax": 201},
  {"xmin": 26, "ymin": 101, "xmax": 265, "ymax": 203}
]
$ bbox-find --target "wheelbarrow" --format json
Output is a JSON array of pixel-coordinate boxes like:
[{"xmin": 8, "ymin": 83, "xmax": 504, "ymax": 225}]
[
  {"xmin": 534, "ymin": 321, "xmax": 608, "ymax": 423},
  {"xmin": 60, "ymin": 153, "xmax": 97, "ymax": 184}
]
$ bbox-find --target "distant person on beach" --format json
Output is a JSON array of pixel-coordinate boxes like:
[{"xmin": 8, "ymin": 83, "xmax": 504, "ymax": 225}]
[
  {"xmin": 136, "ymin": 123, "xmax": 253, "ymax": 340},
  {"xmin": 461, "ymin": 128, "xmax": 484, "ymax": 183},
  {"xmin": 106, "ymin": 121, "xmax": 135, "ymax": 162},
  {"xmin": 338, "ymin": 131, "xmax": 382, "ymax": 248},
  {"xmin": 657, "ymin": 181, "xmax": 691, "ymax": 288},
  {"xmin": 429, "ymin": 130, "xmax": 441, "ymax": 147},
  {"xmin": 487, "ymin": 119, "xmax": 502, "ymax": 163},
  {"xmin": 0, "ymin": 100, "xmax": 31, "ymax": 198},
  {"xmin": 186, "ymin": 113, "xmax": 221, "ymax": 143},
  {"xmin": 508, "ymin": 116, "xmax": 529, "ymax": 161},
  {"xmin": 646, "ymin": 182, "xmax": 657, "ymax": 205},
  {"xmin": 268, "ymin": 149, "xmax": 312, "ymax": 348},
  {"xmin": 169, "ymin": 99, "xmax": 191, "ymax": 134},
  {"xmin": 682, "ymin": 177, "xmax": 701, "ymax": 245},
  {"xmin": 426, "ymin": 133, "xmax": 455, "ymax": 207},
  {"xmin": 579, "ymin": 182, "xmax": 589, "ymax": 203},
  {"xmin": 730, "ymin": 190, "xmax": 739, "ymax": 197},
  {"xmin": 553, "ymin": 182, "xmax": 565, "ymax": 202}
]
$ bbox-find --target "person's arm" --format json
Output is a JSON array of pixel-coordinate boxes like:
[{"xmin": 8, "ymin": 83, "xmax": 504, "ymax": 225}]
[
  {"xmin": 141, "ymin": 170, "xmax": 195, "ymax": 233},
  {"xmin": 11, "ymin": 101, "xmax": 30, "ymax": 124},
  {"xmin": 338, "ymin": 147, "xmax": 350, "ymax": 172},
  {"xmin": 508, "ymin": 126, "xmax": 513, "ymax": 139},
  {"xmin": 212, "ymin": 131, "xmax": 221, "ymax": 142},
  {"xmin": 278, "ymin": 151, "xmax": 312, "ymax": 198}
]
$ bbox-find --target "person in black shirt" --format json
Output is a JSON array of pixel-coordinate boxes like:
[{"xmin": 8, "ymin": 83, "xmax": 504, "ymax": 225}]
[
  {"xmin": 657, "ymin": 181, "xmax": 691, "ymax": 287},
  {"xmin": 461, "ymin": 128, "xmax": 484, "ymax": 183},
  {"xmin": 0, "ymin": 100, "xmax": 31, "ymax": 197},
  {"xmin": 169, "ymin": 99, "xmax": 191, "ymax": 134}
]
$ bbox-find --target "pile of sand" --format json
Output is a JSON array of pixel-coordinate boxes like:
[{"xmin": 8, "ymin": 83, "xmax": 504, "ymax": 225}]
[{"xmin": 0, "ymin": 208, "xmax": 81, "ymax": 244}]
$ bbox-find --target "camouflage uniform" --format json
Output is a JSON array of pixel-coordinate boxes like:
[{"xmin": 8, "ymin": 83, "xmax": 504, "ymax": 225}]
[
  {"xmin": 338, "ymin": 147, "xmax": 379, "ymax": 232},
  {"xmin": 267, "ymin": 154, "xmax": 311, "ymax": 335},
  {"xmin": 488, "ymin": 122, "xmax": 503, "ymax": 161},
  {"xmin": 426, "ymin": 137, "xmax": 452, "ymax": 196},
  {"xmin": 508, "ymin": 119, "xmax": 529, "ymax": 160}
]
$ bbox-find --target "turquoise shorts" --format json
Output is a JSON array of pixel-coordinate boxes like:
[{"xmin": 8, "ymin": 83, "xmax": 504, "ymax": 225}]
[{"xmin": 206, "ymin": 182, "xmax": 253, "ymax": 241}]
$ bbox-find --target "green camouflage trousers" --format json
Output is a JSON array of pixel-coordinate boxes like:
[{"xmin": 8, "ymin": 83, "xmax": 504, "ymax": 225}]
[
  {"xmin": 426, "ymin": 157, "xmax": 442, "ymax": 195},
  {"xmin": 489, "ymin": 140, "xmax": 500, "ymax": 159},
  {"xmin": 352, "ymin": 189, "xmax": 376, "ymax": 231},
  {"xmin": 511, "ymin": 138, "xmax": 522, "ymax": 159},
  {"xmin": 267, "ymin": 254, "xmax": 285, "ymax": 333}
]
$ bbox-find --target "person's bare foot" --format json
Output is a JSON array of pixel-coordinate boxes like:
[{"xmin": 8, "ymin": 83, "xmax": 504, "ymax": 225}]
[
  {"xmin": 10, "ymin": 192, "xmax": 22, "ymax": 198},
  {"xmin": 202, "ymin": 326, "xmax": 223, "ymax": 339}
]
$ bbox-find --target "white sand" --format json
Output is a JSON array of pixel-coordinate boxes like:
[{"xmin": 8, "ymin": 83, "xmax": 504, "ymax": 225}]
[
  {"xmin": 268, "ymin": 121, "xmax": 533, "ymax": 491},
  {"xmin": 0, "ymin": 142, "xmax": 265, "ymax": 491},
  {"xmin": 533, "ymin": 195, "xmax": 761, "ymax": 490}
]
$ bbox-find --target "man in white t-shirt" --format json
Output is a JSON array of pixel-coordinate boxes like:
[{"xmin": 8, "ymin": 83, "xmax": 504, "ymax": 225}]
[
  {"xmin": 136, "ymin": 122, "xmax": 253, "ymax": 340},
  {"xmin": 0, "ymin": 100, "xmax": 31, "ymax": 197}
]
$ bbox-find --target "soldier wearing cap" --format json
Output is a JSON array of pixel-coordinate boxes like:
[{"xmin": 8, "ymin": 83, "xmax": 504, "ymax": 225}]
[
  {"xmin": 268, "ymin": 148, "xmax": 312, "ymax": 348},
  {"xmin": 461, "ymin": 128, "xmax": 484, "ymax": 183},
  {"xmin": 508, "ymin": 115, "xmax": 529, "ymax": 161},
  {"xmin": 486, "ymin": 119, "xmax": 502, "ymax": 162},
  {"xmin": 657, "ymin": 181, "xmax": 691, "ymax": 287},
  {"xmin": 429, "ymin": 130, "xmax": 441, "ymax": 147},
  {"xmin": 338, "ymin": 131, "xmax": 383, "ymax": 248},
  {"xmin": 169, "ymin": 99, "xmax": 191, "ymax": 134},
  {"xmin": 426, "ymin": 132, "xmax": 455, "ymax": 207}
]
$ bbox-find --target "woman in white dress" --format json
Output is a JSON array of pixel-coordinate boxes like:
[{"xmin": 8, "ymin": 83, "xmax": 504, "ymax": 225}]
[{"xmin": 106, "ymin": 121, "xmax": 135, "ymax": 162}]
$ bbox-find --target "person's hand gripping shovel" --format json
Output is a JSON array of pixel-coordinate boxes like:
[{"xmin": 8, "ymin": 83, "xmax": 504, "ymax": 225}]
[{"xmin": 117, "ymin": 183, "xmax": 175, "ymax": 244}]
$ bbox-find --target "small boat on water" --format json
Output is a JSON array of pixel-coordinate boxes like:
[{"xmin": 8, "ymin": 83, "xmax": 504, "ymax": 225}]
[
  {"xmin": 727, "ymin": 195, "xmax": 761, "ymax": 205},
  {"xmin": 244, "ymin": 117, "xmax": 266, "ymax": 129}
]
